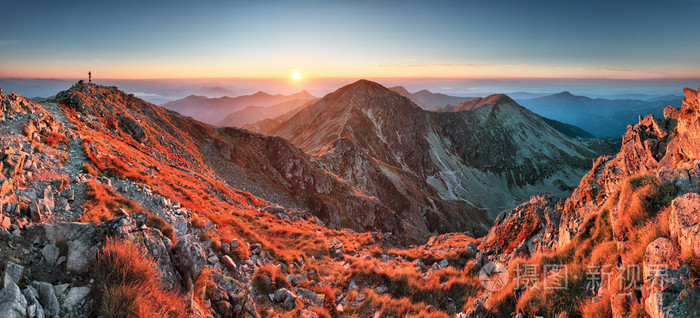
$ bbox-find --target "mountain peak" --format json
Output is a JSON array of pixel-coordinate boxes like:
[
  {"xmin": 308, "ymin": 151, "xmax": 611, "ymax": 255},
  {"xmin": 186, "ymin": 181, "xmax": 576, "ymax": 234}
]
[{"xmin": 454, "ymin": 93, "xmax": 516, "ymax": 111}]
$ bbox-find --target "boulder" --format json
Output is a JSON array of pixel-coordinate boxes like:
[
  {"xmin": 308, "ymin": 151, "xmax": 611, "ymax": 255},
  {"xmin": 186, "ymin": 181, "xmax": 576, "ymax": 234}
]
[
  {"xmin": 643, "ymin": 237, "xmax": 679, "ymax": 281},
  {"xmin": 22, "ymin": 287, "xmax": 45, "ymax": 318},
  {"xmin": 41, "ymin": 244, "xmax": 60, "ymax": 266},
  {"xmin": 41, "ymin": 223, "xmax": 98, "ymax": 273},
  {"xmin": 33, "ymin": 281, "xmax": 59, "ymax": 318},
  {"xmin": 60, "ymin": 286, "xmax": 90, "ymax": 315},
  {"xmin": 0, "ymin": 281, "xmax": 27, "ymax": 318},
  {"xmin": 644, "ymin": 265, "xmax": 700, "ymax": 318},
  {"xmin": 221, "ymin": 255, "xmax": 237, "ymax": 272},
  {"xmin": 172, "ymin": 235, "xmax": 207, "ymax": 288},
  {"xmin": 669, "ymin": 193, "xmax": 700, "ymax": 256},
  {"xmin": 3, "ymin": 262, "xmax": 24, "ymax": 289}
]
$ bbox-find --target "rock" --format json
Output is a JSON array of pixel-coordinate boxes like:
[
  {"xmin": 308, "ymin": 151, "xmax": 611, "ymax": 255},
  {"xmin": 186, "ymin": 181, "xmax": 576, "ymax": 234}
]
[
  {"xmin": 41, "ymin": 223, "xmax": 98, "ymax": 274},
  {"xmin": 375, "ymin": 285, "xmax": 388, "ymax": 293},
  {"xmin": 273, "ymin": 288, "xmax": 289, "ymax": 302},
  {"xmin": 643, "ymin": 265, "xmax": 699, "ymax": 318},
  {"xmin": 437, "ymin": 258, "xmax": 449, "ymax": 268},
  {"xmin": 327, "ymin": 239, "xmax": 343, "ymax": 259},
  {"xmin": 286, "ymin": 274, "xmax": 298, "ymax": 286},
  {"xmin": 207, "ymin": 255, "xmax": 219, "ymax": 265},
  {"xmin": 60, "ymin": 286, "xmax": 90, "ymax": 313},
  {"xmin": 230, "ymin": 238, "xmax": 240, "ymax": 249},
  {"xmin": 352, "ymin": 293, "xmax": 366, "ymax": 306},
  {"xmin": 297, "ymin": 288, "xmax": 324, "ymax": 305},
  {"xmin": 53, "ymin": 284, "xmax": 69, "ymax": 298},
  {"xmin": 22, "ymin": 288, "xmax": 45, "ymax": 318},
  {"xmin": 172, "ymin": 235, "xmax": 207, "ymax": 287},
  {"xmin": 41, "ymin": 245, "xmax": 60, "ymax": 266},
  {"xmin": 33, "ymin": 282, "xmax": 58, "ymax": 318},
  {"xmin": 669, "ymin": 193, "xmax": 700, "ymax": 257},
  {"xmin": 3, "ymin": 262, "xmax": 24, "ymax": 288},
  {"xmin": 221, "ymin": 255, "xmax": 237, "ymax": 272},
  {"xmin": 611, "ymin": 292, "xmax": 636, "ymax": 318},
  {"xmin": 29, "ymin": 201, "xmax": 42, "ymax": 223},
  {"xmin": 0, "ymin": 281, "xmax": 27, "ymax": 318},
  {"xmin": 643, "ymin": 238, "xmax": 679, "ymax": 281}
]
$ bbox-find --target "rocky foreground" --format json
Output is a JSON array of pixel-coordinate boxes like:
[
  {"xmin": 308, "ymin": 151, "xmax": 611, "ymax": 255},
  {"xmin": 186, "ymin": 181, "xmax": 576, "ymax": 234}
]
[{"xmin": 0, "ymin": 84, "xmax": 699, "ymax": 317}]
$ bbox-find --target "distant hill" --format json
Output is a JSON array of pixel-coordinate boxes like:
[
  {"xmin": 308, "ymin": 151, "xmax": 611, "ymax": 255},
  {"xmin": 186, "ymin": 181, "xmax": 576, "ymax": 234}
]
[
  {"xmin": 218, "ymin": 98, "xmax": 318, "ymax": 127},
  {"xmin": 162, "ymin": 90, "xmax": 315, "ymax": 125},
  {"xmin": 388, "ymin": 86, "xmax": 474, "ymax": 109},
  {"xmin": 515, "ymin": 91, "xmax": 682, "ymax": 137}
]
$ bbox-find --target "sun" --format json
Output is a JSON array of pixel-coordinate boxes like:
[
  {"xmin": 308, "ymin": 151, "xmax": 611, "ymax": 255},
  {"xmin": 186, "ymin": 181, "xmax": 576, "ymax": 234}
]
[{"xmin": 291, "ymin": 71, "xmax": 302, "ymax": 80}]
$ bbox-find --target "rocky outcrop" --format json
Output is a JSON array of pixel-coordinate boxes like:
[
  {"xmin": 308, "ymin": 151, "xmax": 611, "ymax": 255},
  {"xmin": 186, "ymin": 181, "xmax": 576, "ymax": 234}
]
[{"xmin": 669, "ymin": 193, "xmax": 700, "ymax": 257}]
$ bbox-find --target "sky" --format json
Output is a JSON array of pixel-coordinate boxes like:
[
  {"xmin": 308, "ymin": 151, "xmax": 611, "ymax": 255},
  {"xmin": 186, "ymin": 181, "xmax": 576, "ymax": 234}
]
[{"xmin": 1, "ymin": 0, "xmax": 700, "ymax": 80}]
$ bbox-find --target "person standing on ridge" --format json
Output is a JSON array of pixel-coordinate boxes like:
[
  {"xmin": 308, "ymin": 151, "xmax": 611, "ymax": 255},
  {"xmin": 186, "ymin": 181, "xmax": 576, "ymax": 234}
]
[{"xmin": 88, "ymin": 71, "xmax": 92, "ymax": 84}]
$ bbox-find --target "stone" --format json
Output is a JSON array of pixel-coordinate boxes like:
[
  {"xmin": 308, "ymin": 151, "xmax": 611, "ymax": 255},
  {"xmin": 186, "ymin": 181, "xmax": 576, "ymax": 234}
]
[
  {"xmin": 0, "ymin": 281, "xmax": 27, "ymax": 318},
  {"xmin": 327, "ymin": 239, "xmax": 343, "ymax": 259},
  {"xmin": 669, "ymin": 193, "xmax": 700, "ymax": 257},
  {"xmin": 221, "ymin": 255, "xmax": 237, "ymax": 272},
  {"xmin": 3, "ymin": 262, "xmax": 24, "ymax": 288},
  {"xmin": 230, "ymin": 238, "xmax": 240, "ymax": 249},
  {"xmin": 41, "ymin": 244, "xmax": 60, "ymax": 266},
  {"xmin": 643, "ymin": 266, "xmax": 699, "ymax": 318},
  {"xmin": 22, "ymin": 287, "xmax": 45, "ymax": 318},
  {"xmin": 60, "ymin": 286, "xmax": 90, "ymax": 313},
  {"xmin": 29, "ymin": 201, "xmax": 42, "ymax": 223},
  {"xmin": 643, "ymin": 238, "xmax": 679, "ymax": 281},
  {"xmin": 286, "ymin": 274, "xmax": 298, "ymax": 286},
  {"xmin": 33, "ymin": 281, "xmax": 59, "ymax": 318},
  {"xmin": 53, "ymin": 284, "xmax": 69, "ymax": 298},
  {"xmin": 438, "ymin": 258, "xmax": 449, "ymax": 268},
  {"xmin": 172, "ymin": 235, "xmax": 207, "ymax": 287},
  {"xmin": 297, "ymin": 288, "xmax": 323, "ymax": 305},
  {"xmin": 41, "ymin": 223, "xmax": 98, "ymax": 274}
]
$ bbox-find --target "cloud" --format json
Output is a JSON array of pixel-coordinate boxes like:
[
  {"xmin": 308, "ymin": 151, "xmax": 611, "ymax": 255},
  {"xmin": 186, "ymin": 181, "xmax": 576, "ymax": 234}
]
[
  {"xmin": 378, "ymin": 63, "xmax": 493, "ymax": 68},
  {"xmin": 0, "ymin": 40, "xmax": 17, "ymax": 48}
]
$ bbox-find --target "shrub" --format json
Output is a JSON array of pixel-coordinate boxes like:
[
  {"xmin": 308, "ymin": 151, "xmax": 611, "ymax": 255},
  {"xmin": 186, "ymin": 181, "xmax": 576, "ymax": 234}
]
[
  {"xmin": 147, "ymin": 214, "xmax": 176, "ymax": 243},
  {"xmin": 252, "ymin": 264, "xmax": 288, "ymax": 295},
  {"xmin": 93, "ymin": 239, "xmax": 187, "ymax": 318}
]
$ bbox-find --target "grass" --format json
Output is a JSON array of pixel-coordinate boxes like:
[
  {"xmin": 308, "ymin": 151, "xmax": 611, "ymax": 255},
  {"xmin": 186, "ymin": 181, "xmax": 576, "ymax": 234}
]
[
  {"xmin": 147, "ymin": 214, "xmax": 176, "ymax": 243},
  {"xmin": 252, "ymin": 264, "xmax": 289, "ymax": 295},
  {"xmin": 80, "ymin": 180, "xmax": 142, "ymax": 223},
  {"xmin": 93, "ymin": 239, "xmax": 188, "ymax": 318}
]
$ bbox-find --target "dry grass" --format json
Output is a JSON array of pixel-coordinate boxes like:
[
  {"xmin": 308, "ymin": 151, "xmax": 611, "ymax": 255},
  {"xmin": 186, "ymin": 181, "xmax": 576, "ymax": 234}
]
[
  {"xmin": 252, "ymin": 264, "xmax": 289, "ymax": 295},
  {"xmin": 93, "ymin": 239, "xmax": 188, "ymax": 318},
  {"xmin": 80, "ymin": 180, "xmax": 142, "ymax": 223},
  {"xmin": 147, "ymin": 214, "xmax": 176, "ymax": 243}
]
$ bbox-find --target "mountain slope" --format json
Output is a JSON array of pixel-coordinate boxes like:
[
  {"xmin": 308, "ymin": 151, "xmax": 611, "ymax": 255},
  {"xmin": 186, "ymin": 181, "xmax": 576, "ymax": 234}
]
[
  {"xmin": 252, "ymin": 80, "xmax": 606, "ymax": 227},
  {"xmin": 162, "ymin": 90, "xmax": 315, "ymax": 125}
]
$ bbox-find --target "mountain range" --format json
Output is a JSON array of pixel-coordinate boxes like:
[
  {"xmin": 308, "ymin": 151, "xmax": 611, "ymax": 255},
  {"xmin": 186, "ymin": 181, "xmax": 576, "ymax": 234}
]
[
  {"xmin": 162, "ymin": 90, "xmax": 316, "ymax": 125},
  {"xmin": 514, "ymin": 91, "xmax": 682, "ymax": 137},
  {"xmin": 249, "ymin": 80, "xmax": 615, "ymax": 226}
]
